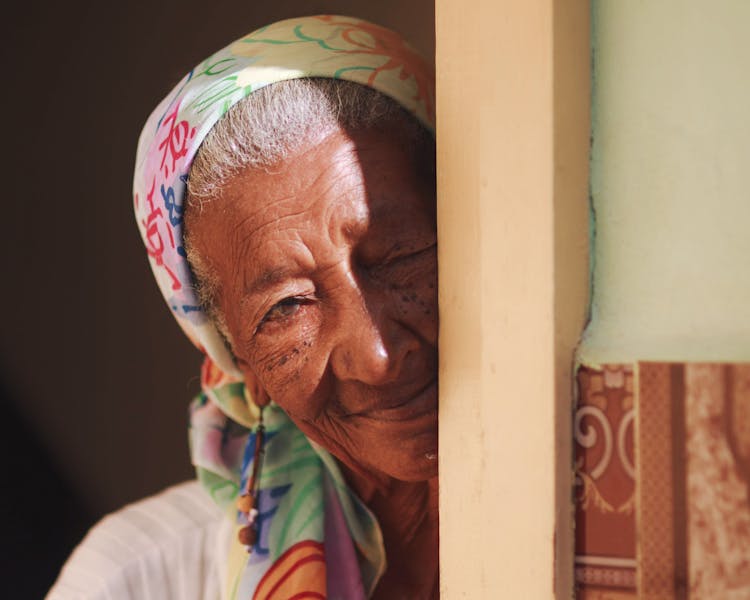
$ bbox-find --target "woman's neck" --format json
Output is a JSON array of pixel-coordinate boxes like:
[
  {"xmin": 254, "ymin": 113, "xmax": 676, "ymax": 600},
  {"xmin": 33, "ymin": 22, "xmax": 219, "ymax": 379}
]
[{"xmin": 341, "ymin": 465, "xmax": 440, "ymax": 599}]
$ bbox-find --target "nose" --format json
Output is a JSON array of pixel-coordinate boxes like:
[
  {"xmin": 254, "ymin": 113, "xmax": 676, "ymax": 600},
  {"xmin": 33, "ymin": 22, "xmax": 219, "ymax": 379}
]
[{"xmin": 329, "ymin": 281, "xmax": 419, "ymax": 386}]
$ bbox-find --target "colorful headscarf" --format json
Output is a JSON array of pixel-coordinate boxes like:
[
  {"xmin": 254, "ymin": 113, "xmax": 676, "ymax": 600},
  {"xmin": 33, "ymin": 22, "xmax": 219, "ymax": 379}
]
[{"xmin": 133, "ymin": 15, "xmax": 435, "ymax": 600}]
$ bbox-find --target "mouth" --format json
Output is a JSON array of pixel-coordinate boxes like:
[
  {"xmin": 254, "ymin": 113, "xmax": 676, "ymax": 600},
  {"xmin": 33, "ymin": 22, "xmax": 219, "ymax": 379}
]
[{"xmin": 358, "ymin": 378, "xmax": 438, "ymax": 423}]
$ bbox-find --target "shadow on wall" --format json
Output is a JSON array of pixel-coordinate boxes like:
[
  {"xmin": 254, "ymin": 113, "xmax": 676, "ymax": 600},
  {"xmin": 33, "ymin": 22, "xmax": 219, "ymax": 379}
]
[
  {"xmin": 0, "ymin": 378, "xmax": 93, "ymax": 597},
  {"xmin": 0, "ymin": 0, "xmax": 434, "ymax": 589}
]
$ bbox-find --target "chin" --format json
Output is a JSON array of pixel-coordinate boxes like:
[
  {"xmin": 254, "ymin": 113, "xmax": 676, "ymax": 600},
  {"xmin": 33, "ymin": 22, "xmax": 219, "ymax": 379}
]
[
  {"xmin": 389, "ymin": 456, "xmax": 439, "ymax": 482},
  {"xmin": 370, "ymin": 426, "xmax": 439, "ymax": 482}
]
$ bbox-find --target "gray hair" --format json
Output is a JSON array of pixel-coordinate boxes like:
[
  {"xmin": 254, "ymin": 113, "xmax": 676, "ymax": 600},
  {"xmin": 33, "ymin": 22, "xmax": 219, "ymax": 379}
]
[{"xmin": 184, "ymin": 78, "xmax": 434, "ymax": 345}]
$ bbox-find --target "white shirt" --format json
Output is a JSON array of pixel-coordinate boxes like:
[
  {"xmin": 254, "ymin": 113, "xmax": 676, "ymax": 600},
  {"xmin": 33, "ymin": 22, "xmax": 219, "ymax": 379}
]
[{"xmin": 47, "ymin": 481, "xmax": 232, "ymax": 600}]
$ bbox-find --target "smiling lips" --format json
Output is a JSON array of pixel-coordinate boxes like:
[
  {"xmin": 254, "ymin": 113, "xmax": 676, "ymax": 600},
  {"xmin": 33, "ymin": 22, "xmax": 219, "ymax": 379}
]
[{"xmin": 355, "ymin": 378, "xmax": 438, "ymax": 423}]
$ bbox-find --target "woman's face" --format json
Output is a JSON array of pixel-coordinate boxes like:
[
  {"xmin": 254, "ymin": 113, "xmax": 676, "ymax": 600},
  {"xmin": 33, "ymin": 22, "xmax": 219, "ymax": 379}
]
[{"xmin": 186, "ymin": 124, "xmax": 437, "ymax": 483}]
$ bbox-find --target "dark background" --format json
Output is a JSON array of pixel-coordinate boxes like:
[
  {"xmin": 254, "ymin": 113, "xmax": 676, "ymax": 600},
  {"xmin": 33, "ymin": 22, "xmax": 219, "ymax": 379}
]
[{"xmin": 0, "ymin": 1, "xmax": 433, "ymax": 596}]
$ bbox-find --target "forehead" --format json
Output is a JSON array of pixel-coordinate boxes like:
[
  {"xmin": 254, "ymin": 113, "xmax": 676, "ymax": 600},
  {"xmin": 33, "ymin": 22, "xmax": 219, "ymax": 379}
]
[{"xmin": 186, "ymin": 126, "xmax": 434, "ymax": 266}]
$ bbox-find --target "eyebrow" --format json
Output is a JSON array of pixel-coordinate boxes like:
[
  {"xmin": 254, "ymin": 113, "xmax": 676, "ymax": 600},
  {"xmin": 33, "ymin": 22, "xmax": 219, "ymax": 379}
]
[{"xmin": 245, "ymin": 266, "xmax": 299, "ymax": 297}]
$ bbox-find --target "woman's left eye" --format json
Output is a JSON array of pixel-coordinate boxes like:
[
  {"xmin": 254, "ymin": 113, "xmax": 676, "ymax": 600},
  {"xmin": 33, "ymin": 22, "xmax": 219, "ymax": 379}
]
[{"xmin": 370, "ymin": 243, "xmax": 436, "ymax": 274}]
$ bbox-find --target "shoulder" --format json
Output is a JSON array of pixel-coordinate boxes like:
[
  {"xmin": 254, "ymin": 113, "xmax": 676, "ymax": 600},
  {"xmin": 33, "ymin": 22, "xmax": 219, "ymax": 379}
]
[{"xmin": 47, "ymin": 481, "xmax": 226, "ymax": 600}]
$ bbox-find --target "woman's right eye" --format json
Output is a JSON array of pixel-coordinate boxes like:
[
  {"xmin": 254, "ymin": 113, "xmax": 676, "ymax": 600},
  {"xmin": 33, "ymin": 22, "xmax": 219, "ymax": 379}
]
[{"xmin": 256, "ymin": 296, "xmax": 307, "ymax": 332}]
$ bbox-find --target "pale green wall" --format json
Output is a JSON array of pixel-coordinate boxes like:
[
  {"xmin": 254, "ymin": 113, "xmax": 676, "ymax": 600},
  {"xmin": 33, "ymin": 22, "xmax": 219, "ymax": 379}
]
[{"xmin": 579, "ymin": 1, "xmax": 750, "ymax": 364}]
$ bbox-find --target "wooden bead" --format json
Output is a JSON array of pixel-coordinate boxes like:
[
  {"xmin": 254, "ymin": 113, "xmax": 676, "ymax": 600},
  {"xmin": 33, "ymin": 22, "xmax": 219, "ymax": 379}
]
[
  {"xmin": 236, "ymin": 494, "xmax": 253, "ymax": 513},
  {"xmin": 238, "ymin": 525, "xmax": 257, "ymax": 547}
]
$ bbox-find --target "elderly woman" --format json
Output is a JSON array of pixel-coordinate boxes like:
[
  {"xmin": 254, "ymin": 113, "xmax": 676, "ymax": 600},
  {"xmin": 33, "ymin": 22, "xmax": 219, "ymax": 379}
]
[{"xmin": 128, "ymin": 15, "xmax": 437, "ymax": 600}]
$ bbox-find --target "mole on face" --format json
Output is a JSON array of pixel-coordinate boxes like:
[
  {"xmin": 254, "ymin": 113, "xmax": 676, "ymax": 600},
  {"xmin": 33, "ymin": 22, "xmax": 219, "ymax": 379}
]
[{"xmin": 189, "ymin": 125, "xmax": 437, "ymax": 483}]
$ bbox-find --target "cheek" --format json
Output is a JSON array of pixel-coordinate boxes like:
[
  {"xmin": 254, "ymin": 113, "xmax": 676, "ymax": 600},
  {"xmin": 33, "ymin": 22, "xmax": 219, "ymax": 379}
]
[
  {"xmin": 390, "ymin": 259, "xmax": 438, "ymax": 343},
  {"xmin": 242, "ymin": 319, "xmax": 331, "ymax": 418}
]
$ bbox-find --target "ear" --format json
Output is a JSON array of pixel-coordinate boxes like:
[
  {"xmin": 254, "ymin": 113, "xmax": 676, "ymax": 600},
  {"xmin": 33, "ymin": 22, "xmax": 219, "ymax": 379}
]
[{"xmin": 237, "ymin": 358, "xmax": 271, "ymax": 408}]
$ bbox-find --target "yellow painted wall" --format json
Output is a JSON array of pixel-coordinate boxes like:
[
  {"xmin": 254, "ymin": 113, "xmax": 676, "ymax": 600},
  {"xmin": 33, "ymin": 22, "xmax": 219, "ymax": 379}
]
[
  {"xmin": 580, "ymin": 1, "xmax": 750, "ymax": 365},
  {"xmin": 437, "ymin": 1, "xmax": 590, "ymax": 596}
]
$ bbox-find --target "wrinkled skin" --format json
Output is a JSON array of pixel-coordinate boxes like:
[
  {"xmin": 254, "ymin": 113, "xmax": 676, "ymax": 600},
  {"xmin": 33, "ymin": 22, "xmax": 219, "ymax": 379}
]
[{"xmin": 185, "ymin": 124, "xmax": 438, "ymax": 598}]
